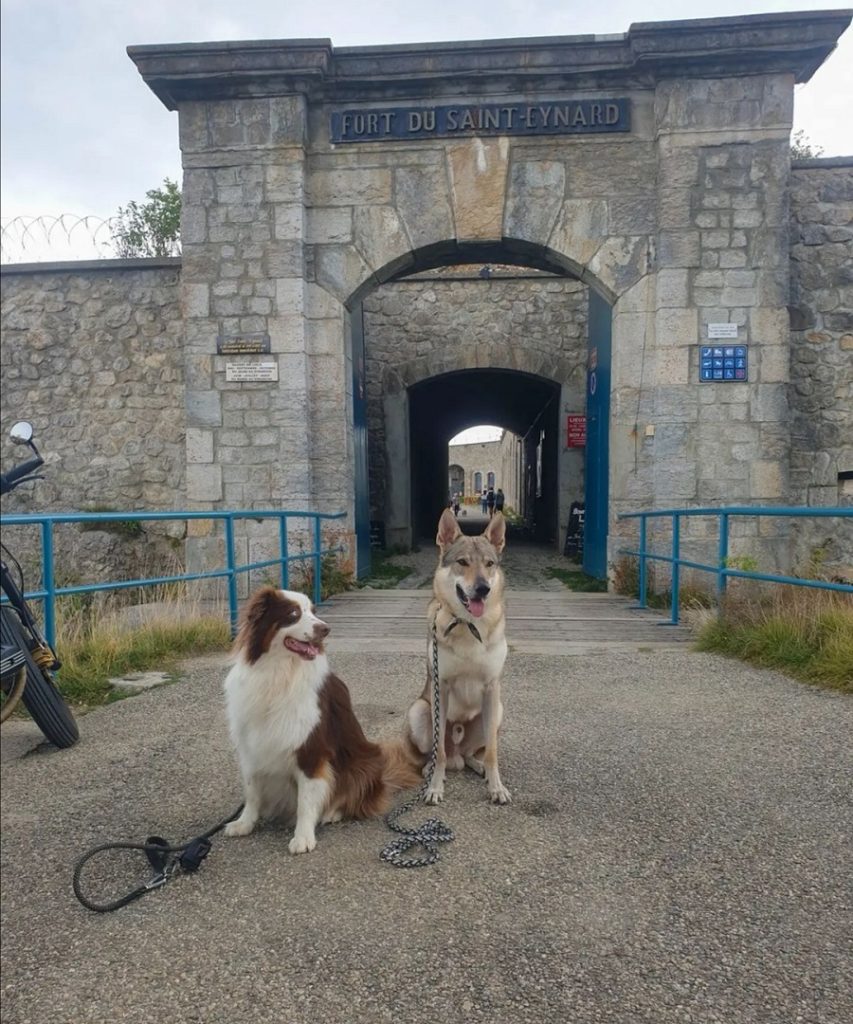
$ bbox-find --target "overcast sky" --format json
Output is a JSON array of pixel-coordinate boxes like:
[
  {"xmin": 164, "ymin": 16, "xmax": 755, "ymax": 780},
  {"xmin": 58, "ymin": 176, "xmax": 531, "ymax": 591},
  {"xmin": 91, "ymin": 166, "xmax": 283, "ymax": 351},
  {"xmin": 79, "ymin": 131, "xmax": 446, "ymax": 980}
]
[{"xmin": 1, "ymin": 0, "xmax": 851, "ymax": 261}]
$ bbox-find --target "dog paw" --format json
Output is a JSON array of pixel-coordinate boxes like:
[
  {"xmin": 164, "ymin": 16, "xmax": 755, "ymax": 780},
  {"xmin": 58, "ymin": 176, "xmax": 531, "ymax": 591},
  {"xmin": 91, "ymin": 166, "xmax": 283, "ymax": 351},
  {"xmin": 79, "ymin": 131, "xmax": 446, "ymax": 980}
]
[
  {"xmin": 289, "ymin": 833, "xmax": 317, "ymax": 855},
  {"xmin": 424, "ymin": 784, "xmax": 445, "ymax": 805},
  {"xmin": 489, "ymin": 783, "xmax": 512, "ymax": 805},
  {"xmin": 224, "ymin": 818, "xmax": 255, "ymax": 837}
]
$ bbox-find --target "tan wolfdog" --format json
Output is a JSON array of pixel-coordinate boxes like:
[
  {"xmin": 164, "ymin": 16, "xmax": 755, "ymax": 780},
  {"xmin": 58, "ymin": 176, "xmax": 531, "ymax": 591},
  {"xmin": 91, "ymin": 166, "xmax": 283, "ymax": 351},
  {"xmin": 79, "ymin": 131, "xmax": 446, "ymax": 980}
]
[{"xmin": 405, "ymin": 507, "xmax": 510, "ymax": 805}]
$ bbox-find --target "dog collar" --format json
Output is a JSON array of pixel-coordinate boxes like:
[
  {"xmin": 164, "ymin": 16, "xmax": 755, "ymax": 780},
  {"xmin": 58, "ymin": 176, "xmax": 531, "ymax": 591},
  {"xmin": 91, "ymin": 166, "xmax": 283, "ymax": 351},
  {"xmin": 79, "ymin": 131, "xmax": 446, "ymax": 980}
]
[{"xmin": 444, "ymin": 618, "xmax": 483, "ymax": 643}]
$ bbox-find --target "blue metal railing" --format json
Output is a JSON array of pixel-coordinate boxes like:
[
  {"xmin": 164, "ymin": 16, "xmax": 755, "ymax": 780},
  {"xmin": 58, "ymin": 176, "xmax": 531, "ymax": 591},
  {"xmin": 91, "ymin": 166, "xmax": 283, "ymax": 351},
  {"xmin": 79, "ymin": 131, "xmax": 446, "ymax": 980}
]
[
  {"xmin": 618, "ymin": 506, "xmax": 853, "ymax": 625},
  {"xmin": 0, "ymin": 509, "xmax": 347, "ymax": 647}
]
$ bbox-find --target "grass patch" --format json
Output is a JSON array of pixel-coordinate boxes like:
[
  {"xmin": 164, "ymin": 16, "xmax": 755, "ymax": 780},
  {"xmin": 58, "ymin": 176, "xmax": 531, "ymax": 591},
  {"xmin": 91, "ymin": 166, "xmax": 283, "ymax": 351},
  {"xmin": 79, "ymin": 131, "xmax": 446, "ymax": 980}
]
[
  {"xmin": 51, "ymin": 591, "xmax": 231, "ymax": 707},
  {"xmin": 697, "ymin": 587, "xmax": 853, "ymax": 692},
  {"xmin": 544, "ymin": 565, "xmax": 608, "ymax": 592},
  {"xmin": 357, "ymin": 550, "xmax": 414, "ymax": 589},
  {"xmin": 612, "ymin": 556, "xmax": 715, "ymax": 610}
]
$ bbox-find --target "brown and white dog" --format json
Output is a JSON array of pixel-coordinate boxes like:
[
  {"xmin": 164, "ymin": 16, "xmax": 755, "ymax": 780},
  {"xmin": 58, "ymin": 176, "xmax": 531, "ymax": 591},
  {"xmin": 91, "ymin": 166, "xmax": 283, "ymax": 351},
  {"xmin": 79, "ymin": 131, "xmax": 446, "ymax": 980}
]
[
  {"xmin": 224, "ymin": 586, "xmax": 419, "ymax": 853},
  {"xmin": 406, "ymin": 508, "xmax": 511, "ymax": 806}
]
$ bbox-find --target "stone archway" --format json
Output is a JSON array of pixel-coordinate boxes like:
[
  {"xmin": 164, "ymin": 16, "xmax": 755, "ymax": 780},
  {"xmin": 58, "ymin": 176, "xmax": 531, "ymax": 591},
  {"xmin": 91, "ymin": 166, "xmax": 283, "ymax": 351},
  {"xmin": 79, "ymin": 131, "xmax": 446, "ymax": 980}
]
[
  {"xmin": 128, "ymin": 13, "xmax": 848, "ymax": 577},
  {"xmin": 375, "ymin": 344, "xmax": 575, "ymax": 549}
]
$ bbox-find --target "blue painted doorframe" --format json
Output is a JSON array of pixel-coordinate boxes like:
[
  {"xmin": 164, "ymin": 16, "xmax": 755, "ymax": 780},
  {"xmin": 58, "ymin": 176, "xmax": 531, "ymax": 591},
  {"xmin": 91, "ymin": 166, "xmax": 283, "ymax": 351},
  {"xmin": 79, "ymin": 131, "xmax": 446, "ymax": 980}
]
[
  {"xmin": 583, "ymin": 289, "xmax": 612, "ymax": 579},
  {"xmin": 351, "ymin": 306, "xmax": 371, "ymax": 577}
]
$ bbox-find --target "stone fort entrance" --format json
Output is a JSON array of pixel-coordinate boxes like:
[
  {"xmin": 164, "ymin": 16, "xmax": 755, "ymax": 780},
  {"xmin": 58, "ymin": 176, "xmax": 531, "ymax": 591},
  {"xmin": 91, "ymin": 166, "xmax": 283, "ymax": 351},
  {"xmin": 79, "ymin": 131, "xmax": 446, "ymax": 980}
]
[{"xmin": 102, "ymin": 12, "xmax": 851, "ymax": 577}]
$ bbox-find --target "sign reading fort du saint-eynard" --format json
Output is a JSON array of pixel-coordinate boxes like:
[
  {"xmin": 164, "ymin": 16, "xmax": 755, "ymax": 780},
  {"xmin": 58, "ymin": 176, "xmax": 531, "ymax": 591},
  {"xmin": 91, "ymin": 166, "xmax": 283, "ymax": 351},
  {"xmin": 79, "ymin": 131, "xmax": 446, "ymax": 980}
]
[{"xmin": 330, "ymin": 99, "xmax": 630, "ymax": 144}]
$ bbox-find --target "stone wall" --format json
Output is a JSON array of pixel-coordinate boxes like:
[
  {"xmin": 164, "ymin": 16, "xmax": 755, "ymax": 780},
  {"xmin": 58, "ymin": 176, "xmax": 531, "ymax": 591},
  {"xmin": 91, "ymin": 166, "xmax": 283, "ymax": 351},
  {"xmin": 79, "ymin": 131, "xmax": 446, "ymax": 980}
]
[
  {"xmin": 3, "ymin": 151, "xmax": 851, "ymax": 574},
  {"xmin": 1, "ymin": 261, "xmax": 185, "ymax": 512},
  {"xmin": 0, "ymin": 260, "xmax": 187, "ymax": 586},
  {"xmin": 788, "ymin": 158, "xmax": 853, "ymax": 574}
]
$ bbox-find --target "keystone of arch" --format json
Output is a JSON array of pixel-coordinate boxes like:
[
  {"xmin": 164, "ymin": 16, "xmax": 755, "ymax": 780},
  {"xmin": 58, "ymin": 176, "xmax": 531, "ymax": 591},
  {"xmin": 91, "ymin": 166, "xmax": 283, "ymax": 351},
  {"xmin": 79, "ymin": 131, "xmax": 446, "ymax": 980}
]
[{"xmin": 389, "ymin": 346, "xmax": 564, "ymax": 392}]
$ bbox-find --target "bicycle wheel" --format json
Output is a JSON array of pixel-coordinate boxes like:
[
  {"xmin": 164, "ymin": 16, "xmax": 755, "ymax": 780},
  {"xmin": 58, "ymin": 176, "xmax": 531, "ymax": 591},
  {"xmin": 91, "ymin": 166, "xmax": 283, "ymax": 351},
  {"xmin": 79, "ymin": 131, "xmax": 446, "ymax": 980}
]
[{"xmin": 0, "ymin": 608, "xmax": 79, "ymax": 748}]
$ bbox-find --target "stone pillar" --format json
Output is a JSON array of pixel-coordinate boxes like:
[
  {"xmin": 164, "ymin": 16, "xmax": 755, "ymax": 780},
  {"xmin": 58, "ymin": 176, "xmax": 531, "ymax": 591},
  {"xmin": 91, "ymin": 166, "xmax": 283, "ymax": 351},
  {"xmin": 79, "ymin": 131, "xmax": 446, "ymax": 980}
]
[
  {"xmin": 178, "ymin": 95, "xmax": 316, "ymax": 583},
  {"xmin": 383, "ymin": 388, "xmax": 411, "ymax": 550},
  {"xmin": 652, "ymin": 73, "xmax": 794, "ymax": 569}
]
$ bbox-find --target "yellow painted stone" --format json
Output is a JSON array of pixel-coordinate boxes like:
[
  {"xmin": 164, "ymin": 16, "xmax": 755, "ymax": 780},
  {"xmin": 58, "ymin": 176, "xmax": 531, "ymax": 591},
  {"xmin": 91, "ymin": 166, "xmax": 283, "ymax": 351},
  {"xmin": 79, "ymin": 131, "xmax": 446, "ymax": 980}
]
[{"xmin": 447, "ymin": 138, "xmax": 510, "ymax": 241}]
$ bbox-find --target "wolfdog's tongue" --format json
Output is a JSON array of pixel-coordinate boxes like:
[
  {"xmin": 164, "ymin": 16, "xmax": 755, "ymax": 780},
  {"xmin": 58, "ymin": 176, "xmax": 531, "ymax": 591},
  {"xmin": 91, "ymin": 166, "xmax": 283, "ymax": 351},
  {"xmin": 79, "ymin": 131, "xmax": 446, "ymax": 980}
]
[{"xmin": 468, "ymin": 598, "xmax": 485, "ymax": 618}]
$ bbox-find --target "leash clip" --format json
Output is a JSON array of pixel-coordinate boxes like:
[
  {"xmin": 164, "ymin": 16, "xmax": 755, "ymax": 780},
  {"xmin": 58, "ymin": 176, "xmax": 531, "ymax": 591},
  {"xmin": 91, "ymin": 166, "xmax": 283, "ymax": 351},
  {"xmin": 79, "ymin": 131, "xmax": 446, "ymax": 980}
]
[
  {"xmin": 145, "ymin": 856, "xmax": 182, "ymax": 892},
  {"xmin": 144, "ymin": 871, "xmax": 170, "ymax": 892}
]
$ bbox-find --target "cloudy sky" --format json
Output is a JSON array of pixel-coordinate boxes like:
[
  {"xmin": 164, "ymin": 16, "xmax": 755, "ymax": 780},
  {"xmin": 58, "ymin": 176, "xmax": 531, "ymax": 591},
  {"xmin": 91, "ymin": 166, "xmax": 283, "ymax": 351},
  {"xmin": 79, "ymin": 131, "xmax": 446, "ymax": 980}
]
[{"xmin": 1, "ymin": 0, "xmax": 851, "ymax": 261}]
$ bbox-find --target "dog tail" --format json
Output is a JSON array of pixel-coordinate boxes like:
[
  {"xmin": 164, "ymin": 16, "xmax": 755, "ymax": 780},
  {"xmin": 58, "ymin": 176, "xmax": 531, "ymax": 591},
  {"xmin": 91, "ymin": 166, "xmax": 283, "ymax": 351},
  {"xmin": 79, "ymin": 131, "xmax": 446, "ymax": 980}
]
[{"xmin": 379, "ymin": 737, "xmax": 423, "ymax": 792}]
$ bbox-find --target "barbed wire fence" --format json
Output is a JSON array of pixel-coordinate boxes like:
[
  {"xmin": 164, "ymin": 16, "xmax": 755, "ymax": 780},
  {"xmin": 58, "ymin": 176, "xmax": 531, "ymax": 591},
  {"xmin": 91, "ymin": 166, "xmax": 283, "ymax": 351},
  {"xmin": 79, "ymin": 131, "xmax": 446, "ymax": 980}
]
[
  {"xmin": 1, "ymin": 215, "xmax": 181, "ymax": 264},
  {"xmin": 1, "ymin": 215, "xmax": 117, "ymax": 263}
]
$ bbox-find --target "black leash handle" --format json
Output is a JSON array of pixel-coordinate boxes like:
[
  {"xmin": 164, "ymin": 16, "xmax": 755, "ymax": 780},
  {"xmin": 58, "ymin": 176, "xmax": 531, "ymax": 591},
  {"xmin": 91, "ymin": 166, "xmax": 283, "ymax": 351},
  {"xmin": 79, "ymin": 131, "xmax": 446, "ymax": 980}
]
[{"xmin": 72, "ymin": 805, "xmax": 243, "ymax": 913}]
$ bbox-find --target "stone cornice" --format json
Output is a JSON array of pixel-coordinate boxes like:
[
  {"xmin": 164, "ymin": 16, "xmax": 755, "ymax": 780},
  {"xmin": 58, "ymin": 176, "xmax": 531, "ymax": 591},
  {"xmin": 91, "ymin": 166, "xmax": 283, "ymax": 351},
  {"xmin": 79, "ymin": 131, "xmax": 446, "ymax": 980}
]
[
  {"xmin": 791, "ymin": 155, "xmax": 853, "ymax": 169},
  {"xmin": 128, "ymin": 11, "xmax": 852, "ymax": 109},
  {"xmin": 0, "ymin": 257, "xmax": 182, "ymax": 276}
]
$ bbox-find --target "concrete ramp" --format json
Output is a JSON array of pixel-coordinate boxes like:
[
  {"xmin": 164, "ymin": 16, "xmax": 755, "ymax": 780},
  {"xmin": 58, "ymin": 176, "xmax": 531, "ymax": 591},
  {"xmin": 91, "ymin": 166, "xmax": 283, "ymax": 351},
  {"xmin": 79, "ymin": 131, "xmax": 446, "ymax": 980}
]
[{"xmin": 322, "ymin": 588, "xmax": 692, "ymax": 655}]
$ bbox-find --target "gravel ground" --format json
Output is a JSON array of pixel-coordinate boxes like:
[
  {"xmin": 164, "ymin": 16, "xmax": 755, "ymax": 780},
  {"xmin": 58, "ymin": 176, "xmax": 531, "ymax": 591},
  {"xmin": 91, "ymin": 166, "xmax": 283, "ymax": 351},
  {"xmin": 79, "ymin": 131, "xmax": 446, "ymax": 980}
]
[{"xmin": 1, "ymin": 646, "xmax": 851, "ymax": 1024}]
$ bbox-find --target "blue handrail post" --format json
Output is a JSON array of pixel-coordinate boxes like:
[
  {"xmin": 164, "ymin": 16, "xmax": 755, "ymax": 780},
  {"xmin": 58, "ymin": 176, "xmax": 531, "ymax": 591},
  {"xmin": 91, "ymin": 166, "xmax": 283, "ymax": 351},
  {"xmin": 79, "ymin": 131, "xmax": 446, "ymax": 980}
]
[
  {"xmin": 669, "ymin": 513, "xmax": 681, "ymax": 625},
  {"xmin": 313, "ymin": 516, "xmax": 322, "ymax": 606},
  {"xmin": 717, "ymin": 512, "xmax": 729, "ymax": 603},
  {"xmin": 224, "ymin": 515, "xmax": 239, "ymax": 637},
  {"xmin": 637, "ymin": 516, "xmax": 648, "ymax": 609},
  {"xmin": 41, "ymin": 520, "xmax": 56, "ymax": 649},
  {"xmin": 279, "ymin": 515, "xmax": 289, "ymax": 590}
]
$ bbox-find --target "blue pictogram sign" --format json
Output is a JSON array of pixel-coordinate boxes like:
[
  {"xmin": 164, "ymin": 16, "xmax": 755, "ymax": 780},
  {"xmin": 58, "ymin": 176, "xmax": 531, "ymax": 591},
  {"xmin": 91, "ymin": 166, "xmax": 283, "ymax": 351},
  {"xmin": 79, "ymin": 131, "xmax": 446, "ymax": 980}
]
[{"xmin": 699, "ymin": 345, "xmax": 748, "ymax": 382}]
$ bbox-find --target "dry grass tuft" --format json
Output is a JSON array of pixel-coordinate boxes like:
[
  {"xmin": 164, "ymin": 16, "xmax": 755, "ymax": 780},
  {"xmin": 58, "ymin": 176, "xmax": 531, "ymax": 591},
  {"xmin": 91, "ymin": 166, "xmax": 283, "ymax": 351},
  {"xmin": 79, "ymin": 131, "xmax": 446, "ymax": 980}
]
[{"xmin": 697, "ymin": 584, "xmax": 853, "ymax": 692}]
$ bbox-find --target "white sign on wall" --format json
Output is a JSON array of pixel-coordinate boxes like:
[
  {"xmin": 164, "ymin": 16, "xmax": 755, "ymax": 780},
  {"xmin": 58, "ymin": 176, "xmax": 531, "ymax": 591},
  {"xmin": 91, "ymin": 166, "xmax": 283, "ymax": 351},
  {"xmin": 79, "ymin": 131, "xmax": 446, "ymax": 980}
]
[
  {"xmin": 225, "ymin": 362, "xmax": 279, "ymax": 382},
  {"xmin": 707, "ymin": 323, "xmax": 739, "ymax": 339}
]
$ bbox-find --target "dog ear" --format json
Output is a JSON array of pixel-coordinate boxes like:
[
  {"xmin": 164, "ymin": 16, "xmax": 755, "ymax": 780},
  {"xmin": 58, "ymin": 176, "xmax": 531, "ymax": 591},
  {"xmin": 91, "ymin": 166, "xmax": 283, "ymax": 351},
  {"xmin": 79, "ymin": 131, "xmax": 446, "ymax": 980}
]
[
  {"xmin": 243, "ymin": 586, "xmax": 278, "ymax": 625},
  {"xmin": 436, "ymin": 507, "xmax": 462, "ymax": 551},
  {"xmin": 483, "ymin": 511, "xmax": 506, "ymax": 553}
]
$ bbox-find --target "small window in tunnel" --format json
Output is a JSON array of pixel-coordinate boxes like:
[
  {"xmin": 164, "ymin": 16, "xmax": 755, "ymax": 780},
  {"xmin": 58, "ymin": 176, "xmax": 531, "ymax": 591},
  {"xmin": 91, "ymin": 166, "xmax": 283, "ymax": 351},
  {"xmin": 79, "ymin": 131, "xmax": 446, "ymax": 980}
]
[
  {"xmin": 487, "ymin": 471, "xmax": 495, "ymax": 489},
  {"xmin": 474, "ymin": 471, "xmax": 482, "ymax": 492}
]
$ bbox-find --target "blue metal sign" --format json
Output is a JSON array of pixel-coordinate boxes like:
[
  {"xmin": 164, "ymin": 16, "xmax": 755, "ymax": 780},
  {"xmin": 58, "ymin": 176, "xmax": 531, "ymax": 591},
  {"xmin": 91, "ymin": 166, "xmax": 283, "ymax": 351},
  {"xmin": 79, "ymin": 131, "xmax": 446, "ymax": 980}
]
[
  {"xmin": 330, "ymin": 99, "xmax": 630, "ymax": 144},
  {"xmin": 700, "ymin": 345, "xmax": 748, "ymax": 382}
]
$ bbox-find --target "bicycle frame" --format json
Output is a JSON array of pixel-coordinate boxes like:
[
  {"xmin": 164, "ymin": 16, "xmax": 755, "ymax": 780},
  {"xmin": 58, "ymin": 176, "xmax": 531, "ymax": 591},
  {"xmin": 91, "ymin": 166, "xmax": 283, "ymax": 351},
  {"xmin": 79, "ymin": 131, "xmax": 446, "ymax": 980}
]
[{"xmin": 0, "ymin": 556, "xmax": 57, "ymax": 665}]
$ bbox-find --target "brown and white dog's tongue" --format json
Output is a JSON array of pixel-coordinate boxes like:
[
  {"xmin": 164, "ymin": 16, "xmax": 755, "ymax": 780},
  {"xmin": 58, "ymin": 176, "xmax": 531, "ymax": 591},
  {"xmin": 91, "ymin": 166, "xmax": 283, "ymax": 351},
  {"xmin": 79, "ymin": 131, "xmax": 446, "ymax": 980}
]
[
  {"xmin": 284, "ymin": 637, "xmax": 319, "ymax": 660},
  {"xmin": 467, "ymin": 598, "xmax": 485, "ymax": 618}
]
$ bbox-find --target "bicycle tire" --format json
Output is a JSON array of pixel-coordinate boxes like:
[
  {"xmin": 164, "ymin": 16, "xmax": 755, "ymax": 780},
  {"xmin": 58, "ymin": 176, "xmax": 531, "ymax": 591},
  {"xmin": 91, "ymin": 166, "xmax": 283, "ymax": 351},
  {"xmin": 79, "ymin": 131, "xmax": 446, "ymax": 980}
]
[{"xmin": 0, "ymin": 609, "xmax": 79, "ymax": 748}]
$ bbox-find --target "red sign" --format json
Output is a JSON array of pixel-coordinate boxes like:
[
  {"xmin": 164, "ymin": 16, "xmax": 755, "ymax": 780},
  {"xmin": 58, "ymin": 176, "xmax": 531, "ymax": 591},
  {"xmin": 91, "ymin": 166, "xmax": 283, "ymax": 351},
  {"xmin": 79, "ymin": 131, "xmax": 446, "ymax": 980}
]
[{"xmin": 567, "ymin": 414, "xmax": 586, "ymax": 447}]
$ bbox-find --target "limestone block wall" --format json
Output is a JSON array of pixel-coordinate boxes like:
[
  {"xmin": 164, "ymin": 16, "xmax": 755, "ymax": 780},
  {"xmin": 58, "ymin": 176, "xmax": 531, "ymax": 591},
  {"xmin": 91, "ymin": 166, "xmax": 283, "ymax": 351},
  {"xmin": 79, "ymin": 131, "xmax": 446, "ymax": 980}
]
[
  {"xmin": 177, "ymin": 96, "xmax": 356, "ymax": 579},
  {"xmin": 788, "ymin": 158, "xmax": 853, "ymax": 574},
  {"xmin": 0, "ymin": 261, "xmax": 187, "ymax": 587},
  {"xmin": 0, "ymin": 262, "xmax": 185, "ymax": 512},
  {"xmin": 2, "ymin": 86, "xmax": 850, "ymax": 580},
  {"xmin": 610, "ymin": 75, "xmax": 796, "ymax": 574},
  {"xmin": 362, "ymin": 273, "xmax": 587, "ymax": 526}
]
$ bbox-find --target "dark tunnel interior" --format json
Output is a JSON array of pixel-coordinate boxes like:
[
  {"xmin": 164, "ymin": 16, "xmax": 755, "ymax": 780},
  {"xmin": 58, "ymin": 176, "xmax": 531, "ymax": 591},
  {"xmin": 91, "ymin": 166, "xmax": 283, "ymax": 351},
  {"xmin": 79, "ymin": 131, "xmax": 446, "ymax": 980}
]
[{"xmin": 408, "ymin": 368, "xmax": 561, "ymax": 542}]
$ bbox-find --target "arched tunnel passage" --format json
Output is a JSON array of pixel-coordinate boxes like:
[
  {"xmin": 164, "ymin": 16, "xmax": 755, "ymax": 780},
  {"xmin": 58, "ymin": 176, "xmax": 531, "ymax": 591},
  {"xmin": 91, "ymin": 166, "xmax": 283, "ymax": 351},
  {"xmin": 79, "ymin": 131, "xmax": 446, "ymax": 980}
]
[
  {"xmin": 355, "ymin": 251, "xmax": 611, "ymax": 575},
  {"xmin": 409, "ymin": 368, "xmax": 561, "ymax": 543}
]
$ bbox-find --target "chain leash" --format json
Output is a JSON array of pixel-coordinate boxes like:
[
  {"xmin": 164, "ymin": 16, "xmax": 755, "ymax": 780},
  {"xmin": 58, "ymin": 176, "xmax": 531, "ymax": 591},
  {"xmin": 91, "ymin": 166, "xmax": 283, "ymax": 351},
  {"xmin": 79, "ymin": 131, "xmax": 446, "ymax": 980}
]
[{"xmin": 380, "ymin": 622, "xmax": 454, "ymax": 868}]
